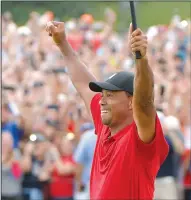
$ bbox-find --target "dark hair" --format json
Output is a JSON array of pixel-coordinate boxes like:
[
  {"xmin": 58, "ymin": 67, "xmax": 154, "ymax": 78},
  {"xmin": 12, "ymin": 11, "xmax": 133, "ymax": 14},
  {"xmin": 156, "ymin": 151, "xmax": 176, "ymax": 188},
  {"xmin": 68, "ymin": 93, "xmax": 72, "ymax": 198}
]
[{"xmin": 126, "ymin": 92, "xmax": 132, "ymax": 97}]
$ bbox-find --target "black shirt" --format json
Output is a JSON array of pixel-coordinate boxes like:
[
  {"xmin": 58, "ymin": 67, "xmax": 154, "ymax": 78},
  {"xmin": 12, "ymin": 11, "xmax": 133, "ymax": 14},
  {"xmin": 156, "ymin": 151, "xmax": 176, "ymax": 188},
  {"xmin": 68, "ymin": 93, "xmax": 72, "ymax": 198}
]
[
  {"xmin": 157, "ymin": 135, "xmax": 180, "ymax": 178},
  {"xmin": 22, "ymin": 156, "xmax": 45, "ymax": 189}
]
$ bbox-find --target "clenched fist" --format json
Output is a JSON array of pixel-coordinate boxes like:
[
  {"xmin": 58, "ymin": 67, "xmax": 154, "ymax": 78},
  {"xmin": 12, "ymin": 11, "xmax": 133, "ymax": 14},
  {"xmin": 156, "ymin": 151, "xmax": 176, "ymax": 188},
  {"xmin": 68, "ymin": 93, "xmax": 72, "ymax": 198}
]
[
  {"xmin": 129, "ymin": 23, "xmax": 148, "ymax": 58},
  {"xmin": 46, "ymin": 21, "xmax": 66, "ymax": 46}
]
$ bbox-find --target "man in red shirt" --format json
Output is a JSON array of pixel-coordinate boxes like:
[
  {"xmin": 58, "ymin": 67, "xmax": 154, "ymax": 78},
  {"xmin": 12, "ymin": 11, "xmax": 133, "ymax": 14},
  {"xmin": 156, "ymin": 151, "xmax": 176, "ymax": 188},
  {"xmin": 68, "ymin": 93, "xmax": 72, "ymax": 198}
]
[{"xmin": 46, "ymin": 21, "xmax": 169, "ymax": 200}]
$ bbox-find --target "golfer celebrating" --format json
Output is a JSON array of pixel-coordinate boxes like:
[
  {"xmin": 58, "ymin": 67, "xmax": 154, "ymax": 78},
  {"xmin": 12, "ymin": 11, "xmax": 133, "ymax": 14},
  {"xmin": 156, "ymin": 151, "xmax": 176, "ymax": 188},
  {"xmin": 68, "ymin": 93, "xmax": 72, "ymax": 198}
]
[{"xmin": 46, "ymin": 21, "xmax": 168, "ymax": 200}]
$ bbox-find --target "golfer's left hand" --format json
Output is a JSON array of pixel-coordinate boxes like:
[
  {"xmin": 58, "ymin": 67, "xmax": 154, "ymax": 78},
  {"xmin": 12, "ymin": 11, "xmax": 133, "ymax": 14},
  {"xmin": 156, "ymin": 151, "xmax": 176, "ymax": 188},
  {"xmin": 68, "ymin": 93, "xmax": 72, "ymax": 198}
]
[{"xmin": 129, "ymin": 23, "xmax": 148, "ymax": 58}]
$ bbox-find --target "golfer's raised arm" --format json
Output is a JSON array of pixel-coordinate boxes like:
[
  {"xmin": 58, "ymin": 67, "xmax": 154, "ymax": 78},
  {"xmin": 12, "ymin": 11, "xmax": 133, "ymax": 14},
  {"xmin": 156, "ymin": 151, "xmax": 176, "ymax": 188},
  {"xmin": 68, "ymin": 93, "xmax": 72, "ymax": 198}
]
[
  {"xmin": 129, "ymin": 24, "xmax": 156, "ymax": 143},
  {"xmin": 46, "ymin": 21, "xmax": 96, "ymax": 114}
]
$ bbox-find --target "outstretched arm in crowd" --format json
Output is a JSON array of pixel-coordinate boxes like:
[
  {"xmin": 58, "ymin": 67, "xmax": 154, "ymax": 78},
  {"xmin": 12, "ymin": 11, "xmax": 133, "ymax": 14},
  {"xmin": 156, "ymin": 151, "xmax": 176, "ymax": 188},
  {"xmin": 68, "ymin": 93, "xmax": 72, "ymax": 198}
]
[
  {"xmin": 20, "ymin": 142, "xmax": 34, "ymax": 172},
  {"xmin": 130, "ymin": 24, "xmax": 156, "ymax": 143},
  {"xmin": 98, "ymin": 8, "xmax": 116, "ymax": 42},
  {"xmin": 46, "ymin": 22, "xmax": 96, "ymax": 115}
]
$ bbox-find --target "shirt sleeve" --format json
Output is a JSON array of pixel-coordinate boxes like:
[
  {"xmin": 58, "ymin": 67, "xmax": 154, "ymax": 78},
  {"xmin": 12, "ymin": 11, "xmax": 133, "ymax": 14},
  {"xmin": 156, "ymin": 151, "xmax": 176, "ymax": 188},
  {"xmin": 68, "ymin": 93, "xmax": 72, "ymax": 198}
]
[
  {"xmin": 90, "ymin": 94, "xmax": 102, "ymax": 135},
  {"xmin": 165, "ymin": 135, "xmax": 174, "ymax": 153},
  {"xmin": 132, "ymin": 114, "xmax": 169, "ymax": 165}
]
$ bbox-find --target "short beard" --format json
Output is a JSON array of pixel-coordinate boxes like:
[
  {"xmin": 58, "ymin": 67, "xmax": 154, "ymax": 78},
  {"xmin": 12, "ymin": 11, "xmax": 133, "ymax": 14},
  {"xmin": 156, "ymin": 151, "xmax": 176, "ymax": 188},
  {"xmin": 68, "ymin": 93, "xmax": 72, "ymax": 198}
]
[{"xmin": 101, "ymin": 117, "xmax": 112, "ymax": 126}]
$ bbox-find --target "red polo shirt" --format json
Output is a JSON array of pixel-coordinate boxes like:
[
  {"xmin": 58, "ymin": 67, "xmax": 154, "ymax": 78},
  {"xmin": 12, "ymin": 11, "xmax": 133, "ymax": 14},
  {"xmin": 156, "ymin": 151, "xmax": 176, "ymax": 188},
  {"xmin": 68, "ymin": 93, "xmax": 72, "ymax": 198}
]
[{"xmin": 90, "ymin": 94, "xmax": 169, "ymax": 200}]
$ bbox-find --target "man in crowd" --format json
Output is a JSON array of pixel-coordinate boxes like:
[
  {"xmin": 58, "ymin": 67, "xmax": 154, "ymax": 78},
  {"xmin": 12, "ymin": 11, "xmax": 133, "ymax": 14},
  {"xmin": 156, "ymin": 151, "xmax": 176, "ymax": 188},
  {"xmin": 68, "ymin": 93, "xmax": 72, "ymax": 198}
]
[
  {"xmin": 74, "ymin": 127, "xmax": 96, "ymax": 199},
  {"xmin": 2, "ymin": 8, "xmax": 190, "ymax": 200},
  {"xmin": 46, "ymin": 20, "xmax": 169, "ymax": 199},
  {"xmin": 155, "ymin": 112, "xmax": 185, "ymax": 199}
]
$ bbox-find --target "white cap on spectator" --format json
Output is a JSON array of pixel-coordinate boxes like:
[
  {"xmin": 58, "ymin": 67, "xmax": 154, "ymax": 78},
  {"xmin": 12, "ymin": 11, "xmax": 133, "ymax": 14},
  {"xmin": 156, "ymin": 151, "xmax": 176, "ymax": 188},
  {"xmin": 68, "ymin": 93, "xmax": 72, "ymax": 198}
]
[
  {"xmin": 164, "ymin": 115, "xmax": 181, "ymax": 131},
  {"xmin": 180, "ymin": 20, "xmax": 189, "ymax": 29},
  {"xmin": 157, "ymin": 111, "xmax": 166, "ymax": 130},
  {"xmin": 65, "ymin": 132, "xmax": 75, "ymax": 140},
  {"xmin": 123, "ymin": 59, "xmax": 134, "ymax": 71},
  {"xmin": 17, "ymin": 26, "xmax": 31, "ymax": 36},
  {"xmin": 147, "ymin": 26, "xmax": 158, "ymax": 41}
]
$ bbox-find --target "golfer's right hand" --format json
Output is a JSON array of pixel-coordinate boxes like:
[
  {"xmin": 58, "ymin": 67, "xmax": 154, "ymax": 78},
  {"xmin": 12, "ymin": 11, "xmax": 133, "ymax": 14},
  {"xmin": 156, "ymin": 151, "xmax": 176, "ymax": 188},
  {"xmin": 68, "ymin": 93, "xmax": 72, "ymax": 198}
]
[{"xmin": 46, "ymin": 21, "xmax": 66, "ymax": 46}]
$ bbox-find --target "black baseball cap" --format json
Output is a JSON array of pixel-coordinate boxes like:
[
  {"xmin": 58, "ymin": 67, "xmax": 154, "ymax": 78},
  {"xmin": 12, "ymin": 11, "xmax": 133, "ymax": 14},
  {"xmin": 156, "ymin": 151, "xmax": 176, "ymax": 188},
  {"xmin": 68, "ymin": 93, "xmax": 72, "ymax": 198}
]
[{"xmin": 89, "ymin": 71, "xmax": 134, "ymax": 95}]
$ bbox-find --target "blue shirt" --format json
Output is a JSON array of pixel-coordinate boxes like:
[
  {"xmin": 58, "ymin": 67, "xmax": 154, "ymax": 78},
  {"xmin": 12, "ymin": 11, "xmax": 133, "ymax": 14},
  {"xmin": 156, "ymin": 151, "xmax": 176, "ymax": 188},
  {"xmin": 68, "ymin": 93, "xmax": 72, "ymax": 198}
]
[
  {"xmin": 74, "ymin": 129, "xmax": 97, "ymax": 186},
  {"xmin": 2, "ymin": 121, "xmax": 24, "ymax": 149}
]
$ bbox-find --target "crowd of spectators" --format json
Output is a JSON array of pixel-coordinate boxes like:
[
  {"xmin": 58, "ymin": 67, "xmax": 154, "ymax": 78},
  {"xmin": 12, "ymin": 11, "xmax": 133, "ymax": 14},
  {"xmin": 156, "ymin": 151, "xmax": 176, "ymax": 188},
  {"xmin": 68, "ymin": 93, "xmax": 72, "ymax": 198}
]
[{"xmin": 2, "ymin": 8, "xmax": 191, "ymax": 200}]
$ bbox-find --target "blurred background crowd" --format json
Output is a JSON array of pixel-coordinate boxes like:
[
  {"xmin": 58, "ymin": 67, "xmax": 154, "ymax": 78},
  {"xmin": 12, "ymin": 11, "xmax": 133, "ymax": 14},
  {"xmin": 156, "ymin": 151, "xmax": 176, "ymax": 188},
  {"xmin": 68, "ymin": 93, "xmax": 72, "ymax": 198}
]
[{"xmin": 1, "ymin": 1, "xmax": 191, "ymax": 200}]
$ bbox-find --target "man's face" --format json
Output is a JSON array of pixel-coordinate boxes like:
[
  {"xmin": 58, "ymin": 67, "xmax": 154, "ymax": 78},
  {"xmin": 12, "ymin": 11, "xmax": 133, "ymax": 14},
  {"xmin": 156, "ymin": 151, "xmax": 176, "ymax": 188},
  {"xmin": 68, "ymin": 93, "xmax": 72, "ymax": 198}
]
[{"xmin": 99, "ymin": 90, "xmax": 132, "ymax": 127}]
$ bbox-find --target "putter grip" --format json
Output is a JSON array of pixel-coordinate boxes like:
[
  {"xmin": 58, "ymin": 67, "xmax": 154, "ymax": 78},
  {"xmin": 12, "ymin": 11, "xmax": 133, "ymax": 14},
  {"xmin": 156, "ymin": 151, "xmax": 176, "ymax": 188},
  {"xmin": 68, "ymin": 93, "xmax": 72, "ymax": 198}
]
[{"xmin": 130, "ymin": 1, "xmax": 142, "ymax": 59}]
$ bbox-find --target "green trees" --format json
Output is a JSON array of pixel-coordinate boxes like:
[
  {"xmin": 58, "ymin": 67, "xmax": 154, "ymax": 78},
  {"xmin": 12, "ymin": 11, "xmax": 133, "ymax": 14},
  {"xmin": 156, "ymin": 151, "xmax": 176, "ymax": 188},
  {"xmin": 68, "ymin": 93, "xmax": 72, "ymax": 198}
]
[{"xmin": 2, "ymin": 1, "xmax": 190, "ymax": 31}]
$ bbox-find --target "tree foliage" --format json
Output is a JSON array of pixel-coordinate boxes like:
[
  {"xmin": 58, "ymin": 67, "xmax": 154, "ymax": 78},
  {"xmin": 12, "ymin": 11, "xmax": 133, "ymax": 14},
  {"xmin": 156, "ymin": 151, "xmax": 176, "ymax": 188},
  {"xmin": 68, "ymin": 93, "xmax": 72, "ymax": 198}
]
[{"xmin": 2, "ymin": 1, "xmax": 190, "ymax": 31}]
